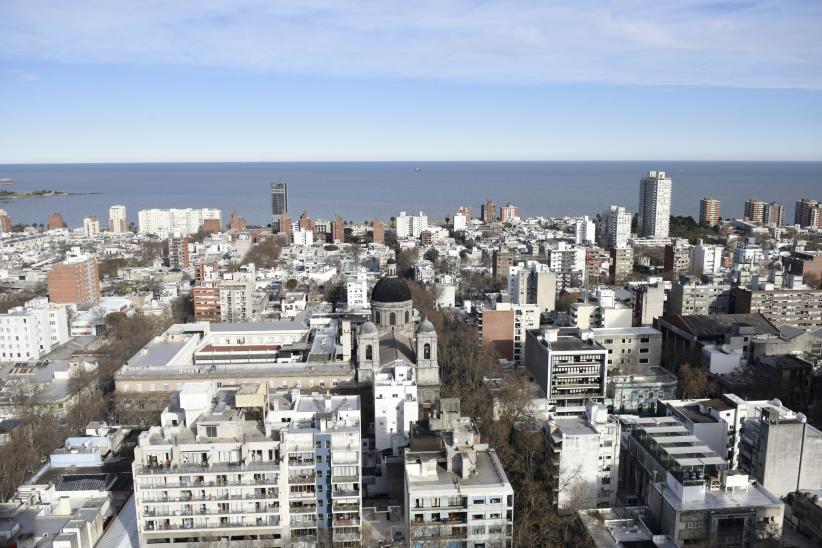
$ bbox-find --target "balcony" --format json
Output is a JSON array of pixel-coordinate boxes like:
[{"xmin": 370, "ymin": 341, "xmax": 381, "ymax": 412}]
[
  {"xmin": 332, "ymin": 531, "xmax": 361, "ymax": 542},
  {"xmin": 288, "ymin": 472, "xmax": 317, "ymax": 484},
  {"xmin": 141, "ymin": 491, "xmax": 278, "ymax": 503},
  {"xmin": 332, "ymin": 501, "xmax": 360, "ymax": 512},
  {"xmin": 289, "ymin": 503, "xmax": 317, "ymax": 514},
  {"xmin": 332, "ymin": 488, "xmax": 360, "ymax": 498},
  {"xmin": 143, "ymin": 516, "xmax": 281, "ymax": 532},
  {"xmin": 331, "ymin": 473, "xmax": 359, "ymax": 483},
  {"xmin": 141, "ymin": 505, "xmax": 280, "ymax": 518},
  {"xmin": 332, "ymin": 516, "xmax": 361, "ymax": 527},
  {"xmin": 136, "ymin": 461, "xmax": 279, "ymax": 475}
]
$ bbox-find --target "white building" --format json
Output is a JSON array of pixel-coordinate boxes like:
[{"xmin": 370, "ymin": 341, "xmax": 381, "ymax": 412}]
[
  {"xmin": 83, "ymin": 215, "xmax": 100, "ymax": 238},
  {"xmin": 545, "ymin": 402, "xmax": 620, "ymax": 510},
  {"xmin": 108, "ymin": 204, "xmax": 128, "ymax": 233},
  {"xmin": 219, "ymin": 272, "xmax": 254, "ymax": 323},
  {"xmin": 605, "ymin": 205, "xmax": 632, "ymax": 249},
  {"xmin": 395, "ymin": 211, "xmax": 428, "ymax": 239},
  {"xmin": 280, "ymin": 292, "xmax": 307, "ymax": 319},
  {"xmin": 0, "ymin": 297, "xmax": 69, "ymax": 361},
  {"xmin": 453, "ymin": 212, "xmax": 467, "ymax": 232},
  {"xmin": 405, "ymin": 418, "xmax": 514, "ymax": 547},
  {"xmin": 345, "ymin": 271, "xmax": 369, "ymax": 311},
  {"xmin": 137, "ymin": 208, "xmax": 221, "ymax": 238},
  {"xmin": 508, "ymin": 261, "xmax": 557, "ymax": 313},
  {"xmin": 575, "ymin": 216, "xmax": 595, "ymax": 246},
  {"xmin": 637, "ymin": 171, "xmax": 672, "ymax": 239},
  {"xmin": 132, "ymin": 383, "xmax": 362, "ymax": 546},
  {"xmin": 292, "ymin": 228, "xmax": 314, "ymax": 246},
  {"xmin": 373, "ymin": 361, "xmax": 418, "ymax": 456},
  {"xmin": 690, "ymin": 242, "xmax": 724, "ymax": 277}
]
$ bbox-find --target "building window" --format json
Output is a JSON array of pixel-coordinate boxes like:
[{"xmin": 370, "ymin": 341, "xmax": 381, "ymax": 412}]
[
  {"xmin": 390, "ymin": 312, "xmax": 396, "ymax": 325},
  {"xmin": 405, "ymin": 311, "xmax": 410, "ymax": 323},
  {"xmin": 365, "ymin": 345, "xmax": 373, "ymax": 360},
  {"xmin": 423, "ymin": 343, "xmax": 431, "ymax": 360},
  {"xmin": 375, "ymin": 311, "xmax": 381, "ymax": 324}
]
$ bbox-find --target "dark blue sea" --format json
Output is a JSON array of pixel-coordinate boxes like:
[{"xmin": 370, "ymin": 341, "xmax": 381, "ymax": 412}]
[{"xmin": 0, "ymin": 162, "xmax": 820, "ymax": 228}]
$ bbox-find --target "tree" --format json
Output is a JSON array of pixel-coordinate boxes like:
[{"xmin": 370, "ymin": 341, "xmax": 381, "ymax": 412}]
[
  {"xmin": 423, "ymin": 248, "xmax": 439, "ymax": 263},
  {"xmin": 677, "ymin": 362, "xmax": 717, "ymax": 399},
  {"xmin": 241, "ymin": 238, "xmax": 283, "ymax": 268},
  {"xmin": 285, "ymin": 278, "xmax": 298, "ymax": 291}
]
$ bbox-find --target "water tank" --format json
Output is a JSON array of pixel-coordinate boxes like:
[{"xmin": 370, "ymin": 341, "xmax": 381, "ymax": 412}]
[
  {"xmin": 797, "ymin": 413, "xmax": 807, "ymax": 423},
  {"xmin": 769, "ymin": 398, "xmax": 782, "ymax": 408}
]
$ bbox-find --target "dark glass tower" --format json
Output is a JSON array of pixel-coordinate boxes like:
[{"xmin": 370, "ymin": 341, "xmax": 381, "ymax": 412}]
[{"xmin": 271, "ymin": 181, "xmax": 288, "ymax": 232}]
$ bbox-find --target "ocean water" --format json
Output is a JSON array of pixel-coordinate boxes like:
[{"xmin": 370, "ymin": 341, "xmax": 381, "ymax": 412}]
[{"xmin": 0, "ymin": 161, "xmax": 820, "ymax": 228}]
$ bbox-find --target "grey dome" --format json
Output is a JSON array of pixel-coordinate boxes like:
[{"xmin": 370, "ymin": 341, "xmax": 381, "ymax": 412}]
[
  {"xmin": 371, "ymin": 276, "xmax": 412, "ymax": 303},
  {"xmin": 360, "ymin": 321, "xmax": 378, "ymax": 335},
  {"xmin": 419, "ymin": 319, "xmax": 436, "ymax": 333}
]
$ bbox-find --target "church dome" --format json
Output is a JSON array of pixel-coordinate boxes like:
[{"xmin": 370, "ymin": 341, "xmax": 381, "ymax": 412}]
[
  {"xmin": 419, "ymin": 318, "xmax": 436, "ymax": 333},
  {"xmin": 360, "ymin": 321, "xmax": 378, "ymax": 335},
  {"xmin": 371, "ymin": 276, "xmax": 412, "ymax": 303}
]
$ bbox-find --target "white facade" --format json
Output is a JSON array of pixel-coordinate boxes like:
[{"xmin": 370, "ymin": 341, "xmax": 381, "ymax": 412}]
[
  {"xmin": 546, "ymin": 403, "xmax": 620, "ymax": 510},
  {"xmin": 0, "ymin": 297, "xmax": 69, "ymax": 361},
  {"xmin": 219, "ymin": 272, "xmax": 254, "ymax": 323},
  {"xmin": 452, "ymin": 212, "xmax": 467, "ymax": 231},
  {"xmin": 133, "ymin": 384, "xmax": 362, "ymax": 546},
  {"xmin": 137, "ymin": 208, "xmax": 221, "ymax": 237},
  {"xmin": 395, "ymin": 211, "xmax": 428, "ymax": 239},
  {"xmin": 690, "ymin": 243, "xmax": 724, "ymax": 277},
  {"xmin": 292, "ymin": 228, "xmax": 314, "ymax": 246},
  {"xmin": 637, "ymin": 171, "xmax": 672, "ymax": 239},
  {"xmin": 83, "ymin": 215, "xmax": 100, "ymax": 238},
  {"xmin": 108, "ymin": 204, "xmax": 128, "ymax": 233},
  {"xmin": 373, "ymin": 362, "xmax": 418, "ymax": 455},
  {"xmin": 606, "ymin": 205, "xmax": 632, "ymax": 249},
  {"xmin": 345, "ymin": 271, "xmax": 369, "ymax": 310},
  {"xmin": 575, "ymin": 216, "xmax": 595, "ymax": 246}
]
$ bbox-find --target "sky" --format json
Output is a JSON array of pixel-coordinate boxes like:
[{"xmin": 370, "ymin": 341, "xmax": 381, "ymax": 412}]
[{"xmin": 1, "ymin": 0, "xmax": 821, "ymax": 163}]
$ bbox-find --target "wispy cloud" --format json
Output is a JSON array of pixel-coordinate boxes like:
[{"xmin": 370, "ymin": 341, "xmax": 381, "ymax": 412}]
[
  {"xmin": 7, "ymin": 68, "xmax": 39, "ymax": 81},
  {"xmin": 0, "ymin": 0, "xmax": 820, "ymax": 89}
]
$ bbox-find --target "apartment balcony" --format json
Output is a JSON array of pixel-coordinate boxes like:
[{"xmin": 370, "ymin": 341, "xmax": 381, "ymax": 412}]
[
  {"xmin": 141, "ymin": 504, "xmax": 280, "ymax": 518},
  {"xmin": 289, "ymin": 488, "xmax": 317, "ymax": 500},
  {"xmin": 332, "ymin": 530, "xmax": 361, "ymax": 542},
  {"xmin": 136, "ymin": 461, "xmax": 279, "ymax": 476},
  {"xmin": 332, "ymin": 501, "xmax": 360, "ymax": 513},
  {"xmin": 288, "ymin": 457, "xmax": 316, "ymax": 467},
  {"xmin": 290, "ymin": 515, "xmax": 318, "ymax": 527},
  {"xmin": 288, "ymin": 472, "xmax": 317, "ymax": 484},
  {"xmin": 139, "ymin": 476, "xmax": 279, "ymax": 489},
  {"xmin": 332, "ymin": 515, "xmax": 360, "ymax": 527},
  {"xmin": 141, "ymin": 491, "xmax": 278, "ymax": 503},
  {"xmin": 331, "ymin": 473, "xmax": 359, "ymax": 483},
  {"xmin": 143, "ymin": 516, "xmax": 280, "ymax": 532},
  {"xmin": 289, "ymin": 502, "xmax": 317, "ymax": 514},
  {"xmin": 331, "ymin": 488, "xmax": 360, "ymax": 499}
]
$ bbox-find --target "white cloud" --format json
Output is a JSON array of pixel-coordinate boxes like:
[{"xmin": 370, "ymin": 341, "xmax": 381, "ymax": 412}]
[
  {"xmin": 0, "ymin": 0, "xmax": 820, "ymax": 88},
  {"xmin": 7, "ymin": 68, "xmax": 39, "ymax": 81}
]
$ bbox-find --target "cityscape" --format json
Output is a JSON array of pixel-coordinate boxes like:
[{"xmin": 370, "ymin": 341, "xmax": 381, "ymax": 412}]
[{"xmin": 2, "ymin": 1, "xmax": 822, "ymax": 548}]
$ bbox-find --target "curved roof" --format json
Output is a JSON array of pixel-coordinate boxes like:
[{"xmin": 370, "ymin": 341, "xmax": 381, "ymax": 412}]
[
  {"xmin": 371, "ymin": 276, "xmax": 412, "ymax": 303},
  {"xmin": 418, "ymin": 318, "xmax": 436, "ymax": 333}
]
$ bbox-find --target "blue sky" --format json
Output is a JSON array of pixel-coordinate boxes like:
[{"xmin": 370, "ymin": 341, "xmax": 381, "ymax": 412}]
[{"xmin": 1, "ymin": 0, "xmax": 821, "ymax": 162}]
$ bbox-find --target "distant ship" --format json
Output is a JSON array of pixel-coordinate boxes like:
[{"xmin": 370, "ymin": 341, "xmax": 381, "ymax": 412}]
[
  {"xmin": 415, "ymin": 167, "xmax": 422, "ymax": 172},
  {"xmin": 0, "ymin": 178, "xmax": 15, "ymax": 184}
]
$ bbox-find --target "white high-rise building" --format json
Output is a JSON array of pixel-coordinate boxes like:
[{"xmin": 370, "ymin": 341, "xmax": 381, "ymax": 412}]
[
  {"xmin": 690, "ymin": 243, "xmax": 724, "ymax": 277},
  {"xmin": 137, "ymin": 208, "xmax": 221, "ymax": 238},
  {"xmin": 373, "ymin": 362, "xmax": 418, "ymax": 455},
  {"xmin": 133, "ymin": 383, "xmax": 362, "ymax": 546},
  {"xmin": 452, "ymin": 212, "xmax": 467, "ymax": 231},
  {"xmin": 508, "ymin": 261, "xmax": 557, "ymax": 313},
  {"xmin": 219, "ymin": 271, "xmax": 254, "ymax": 323},
  {"xmin": 395, "ymin": 211, "xmax": 428, "ymax": 239},
  {"xmin": 575, "ymin": 216, "xmax": 595, "ymax": 246},
  {"xmin": 292, "ymin": 228, "xmax": 314, "ymax": 246},
  {"xmin": 345, "ymin": 271, "xmax": 369, "ymax": 311},
  {"xmin": 82, "ymin": 215, "xmax": 100, "ymax": 238},
  {"xmin": 637, "ymin": 171, "xmax": 672, "ymax": 239},
  {"xmin": 108, "ymin": 205, "xmax": 128, "ymax": 233},
  {"xmin": 0, "ymin": 297, "xmax": 69, "ymax": 361},
  {"xmin": 605, "ymin": 205, "xmax": 632, "ymax": 249}
]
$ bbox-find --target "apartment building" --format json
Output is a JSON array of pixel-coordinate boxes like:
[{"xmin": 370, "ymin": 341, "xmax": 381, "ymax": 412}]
[
  {"xmin": 544, "ymin": 402, "xmax": 620, "ymax": 511},
  {"xmin": 109, "ymin": 204, "xmax": 128, "ymax": 233},
  {"xmin": 373, "ymin": 361, "xmax": 418, "ymax": 456},
  {"xmin": 344, "ymin": 271, "xmax": 369, "ymax": 311},
  {"xmin": 499, "ymin": 203, "xmax": 520, "ymax": 223},
  {"xmin": 83, "ymin": 214, "xmax": 100, "ymax": 238},
  {"xmin": 632, "ymin": 282, "xmax": 665, "ymax": 327},
  {"xmin": 192, "ymin": 281, "xmax": 221, "ymax": 323},
  {"xmin": 637, "ymin": 171, "xmax": 672, "ymax": 239},
  {"xmin": 795, "ymin": 198, "xmax": 822, "ymax": 228},
  {"xmin": 481, "ymin": 199, "xmax": 496, "ymax": 223},
  {"xmin": 47, "ymin": 255, "xmax": 101, "ymax": 305},
  {"xmin": 609, "ymin": 245, "xmax": 633, "ymax": 285},
  {"xmin": 138, "ymin": 208, "xmax": 222, "ymax": 238},
  {"xmin": 744, "ymin": 198, "xmax": 766, "ymax": 224},
  {"xmin": 699, "ymin": 196, "xmax": 721, "ymax": 226},
  {"xmin": 783, "ymin": 250, "xmax": 822, "ymax": 287},
  {"xmin": 762, "ymin": 202, "xmax": 784, "ymax": 226},
  {"xmin": 219, "ymin": 272, "xmax": 255, "ymax": 323},
  {"xmin": 524, "ymin": 328, "xmax": 607, "ymax": 415},
  {"xmin": 507, "ymin": 260, "xmax": 556, "ymax": 313},
  {"xmin": 478, "ymin": 295, "xmax": 539, "ymax": 364},
  {"xmin": 618, "ymin": 416, "xmax": 784, "ymax": 546},
  {"xmin": 404, "ymin": 418, "xmax": 514, "ymax": 547},
  {"xmin": 168, "ymin": 235, "xmax": 190, "ymax": 269},
  {"xmin": 0, "ymin": 297, "xmax": 69, "ymax": 361},
  {"xmin": 662, "ymin": 238, "xmax": 691, "ymax": 281},
  {"xmin": 667, "ymin": 274, "xmax": 731, "ymax": 316},
  {"xmin": 604, "ymin": 205, "xmax": 632, "ymax": 249},
  {"xmin": 395, "ymin": 211, "xmax": 428, "ymax": 239},
  {"xmin": 132, "ymin": 383, "xmax": 362, "ymax": 546},
  {"xmin": 574, "ymin": 216, "xmax": 595, "ymax": 246},
  {"xmin": 546, "ymin": 242, "xmax": 586, "ymax": 291},
  {"xmin": 0, "ymin": 208, "xmax": 11, "ymax": 233},
  {"xmin": 689, "ymin": 242, "xmax": 723, "ymax": 277},
  {"xmin": 583, "ymin": 326, "xmax": 662, "ymax": 373},
  {"xmin": 733, "ymin": 285, "xmax": 822, "ymax": 330},
  {"xmin": 570, "ymin": 288, "xmax": 633, "ymax": 330}
]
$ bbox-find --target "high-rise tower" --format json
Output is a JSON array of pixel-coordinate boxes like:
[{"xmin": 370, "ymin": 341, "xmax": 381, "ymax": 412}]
[
  {"xmin": 270, "ymin": 181, "xmax": 288, "ymax": 232},
  {"xmin": 637, "ymin": 171, "xmax": 672, "ymax": 239}
]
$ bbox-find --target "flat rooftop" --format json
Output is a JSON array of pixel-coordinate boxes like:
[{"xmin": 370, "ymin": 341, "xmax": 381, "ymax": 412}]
[{"xmin": 406, "ymin": 449, "xmax": 512, "ymax": 491}]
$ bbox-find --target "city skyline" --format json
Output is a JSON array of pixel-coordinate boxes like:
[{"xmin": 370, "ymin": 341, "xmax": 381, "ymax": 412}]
[{"xmin": 2, "ymin": 1, "xmax": 821, "ymax": 163}]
